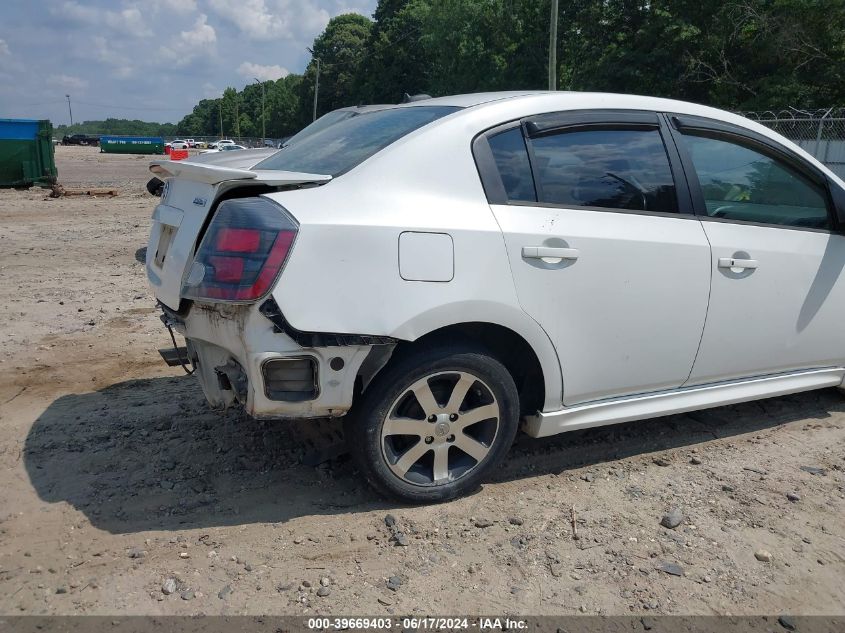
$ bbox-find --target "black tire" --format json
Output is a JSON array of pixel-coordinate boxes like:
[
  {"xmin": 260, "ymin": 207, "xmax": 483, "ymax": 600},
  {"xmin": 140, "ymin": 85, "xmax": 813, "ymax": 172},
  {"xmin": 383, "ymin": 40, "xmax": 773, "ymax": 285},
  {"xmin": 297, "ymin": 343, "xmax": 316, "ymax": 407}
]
[
  {"xmin": 146, "ymin": 177, "xmax": 165, "ymax": 197},
  {"xmin": 344, "ymin": 343, "xmax": 520, "ymax": 503}
]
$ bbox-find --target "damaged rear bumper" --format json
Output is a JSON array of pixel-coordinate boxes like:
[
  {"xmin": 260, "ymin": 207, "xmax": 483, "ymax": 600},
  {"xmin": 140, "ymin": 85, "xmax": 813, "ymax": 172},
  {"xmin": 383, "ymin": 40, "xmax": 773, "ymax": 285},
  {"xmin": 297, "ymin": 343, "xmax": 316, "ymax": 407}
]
[{"xmin": 159, "ymin": 300, "xmax": 394, "ymax": 419}]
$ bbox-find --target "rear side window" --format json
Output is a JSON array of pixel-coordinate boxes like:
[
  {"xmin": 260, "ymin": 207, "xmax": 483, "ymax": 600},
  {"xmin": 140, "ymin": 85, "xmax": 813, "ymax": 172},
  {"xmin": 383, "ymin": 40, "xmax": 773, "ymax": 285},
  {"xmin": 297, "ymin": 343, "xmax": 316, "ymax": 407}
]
[
  {"xmin": 680, "ymin": 134, "xmax": 831, "ymax": 229},
  {"xmin": 530, "ymin": 129, "xmax": 678, "ymax": 212},
  {"xmin": 254, "ymin": 106, "xmax": 460, "ymax": 176},
  {"xmin": 488, "ymin": 128, "xmax": 537, "ymax": 202}
]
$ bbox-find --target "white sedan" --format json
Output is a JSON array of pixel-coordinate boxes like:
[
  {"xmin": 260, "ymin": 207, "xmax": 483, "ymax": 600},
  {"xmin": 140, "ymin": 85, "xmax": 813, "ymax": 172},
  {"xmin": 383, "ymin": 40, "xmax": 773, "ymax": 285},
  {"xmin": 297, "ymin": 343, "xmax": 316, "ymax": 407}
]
[
  {"xmin": 146, "ymin": 91, "xmax": 845, "ymax": 502},
  {"xmin": 199, "ymin": 144, "xmax": 247, "ymax": 154}
]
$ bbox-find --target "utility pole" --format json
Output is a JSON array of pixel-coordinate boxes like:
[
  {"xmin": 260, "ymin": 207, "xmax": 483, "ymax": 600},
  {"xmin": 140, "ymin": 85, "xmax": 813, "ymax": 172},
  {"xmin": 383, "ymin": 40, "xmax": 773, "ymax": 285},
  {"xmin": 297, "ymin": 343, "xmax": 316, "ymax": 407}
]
[
  {"xmin": 235, "ymin": 98, "xmax": 240, "ymax": 140},
  {"xmin": 312, "ymin": 58, "xmax": 320, "ymax": 121},
  {"xmin": 253, "ymin": 78, "xmax": 266, "ymax": 146},
  {"xmin": 219, "ymin": 102, "xmax": 223, "ymax": 138},
  {"xmin": 548, "ymin": 0, "xmax": 559, "ymax": 91},
  {"xmin": 65, "ymin": 94, "xmax": 74, "ymax": 126}
]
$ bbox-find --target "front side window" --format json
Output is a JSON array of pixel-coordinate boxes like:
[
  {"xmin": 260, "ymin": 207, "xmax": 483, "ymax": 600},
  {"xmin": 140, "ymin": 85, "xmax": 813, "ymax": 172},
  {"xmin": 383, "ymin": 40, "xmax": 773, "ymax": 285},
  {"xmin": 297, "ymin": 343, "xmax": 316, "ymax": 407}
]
[
  {"xmin": 681, "ymin": 134, "xmax": 830, "ymax": 229},
  {"xmin": 530, "ymin": 128, "xmax": 678, "ymax": 212}
]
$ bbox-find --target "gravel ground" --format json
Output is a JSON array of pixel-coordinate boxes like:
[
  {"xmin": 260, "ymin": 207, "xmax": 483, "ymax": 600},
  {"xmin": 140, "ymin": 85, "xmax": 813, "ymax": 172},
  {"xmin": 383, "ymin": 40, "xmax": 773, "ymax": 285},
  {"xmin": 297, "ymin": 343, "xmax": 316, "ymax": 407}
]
[{"xmin": 0, "ymin": 146, "xmax": 843, "ymax": 616}]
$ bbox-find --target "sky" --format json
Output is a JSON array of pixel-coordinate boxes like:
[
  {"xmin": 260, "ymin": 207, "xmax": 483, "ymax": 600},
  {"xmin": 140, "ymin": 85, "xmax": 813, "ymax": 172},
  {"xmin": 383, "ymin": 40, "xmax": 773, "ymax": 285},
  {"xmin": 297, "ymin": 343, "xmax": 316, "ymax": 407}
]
[{"xmin": 0, "ymin": 0, "xmax": 377, "ymax": 125}]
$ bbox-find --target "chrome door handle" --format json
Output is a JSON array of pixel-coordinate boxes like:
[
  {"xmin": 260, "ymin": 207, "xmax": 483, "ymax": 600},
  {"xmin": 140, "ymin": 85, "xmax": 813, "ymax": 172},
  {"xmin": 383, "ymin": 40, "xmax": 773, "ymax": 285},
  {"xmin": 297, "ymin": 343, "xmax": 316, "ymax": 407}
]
[
  {"xmin": 522, "ymin": 246, "xmax": 580, "ymax": 260},
  {"xmin": 718, "ymin": 257, "xmax": 758, "ymax": 269}
]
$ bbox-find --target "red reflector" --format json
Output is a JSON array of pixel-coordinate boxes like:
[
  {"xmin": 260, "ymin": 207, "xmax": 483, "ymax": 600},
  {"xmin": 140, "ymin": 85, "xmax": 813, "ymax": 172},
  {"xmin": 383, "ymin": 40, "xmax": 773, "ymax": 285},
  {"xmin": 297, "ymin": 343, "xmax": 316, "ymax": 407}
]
[
  {"xmin": 208, "ymin": 256, "xmax": 244, "ymax": 283},
  {"xmin": 215, "ymin": 228, "xmax": 261, "ymax": 253}
]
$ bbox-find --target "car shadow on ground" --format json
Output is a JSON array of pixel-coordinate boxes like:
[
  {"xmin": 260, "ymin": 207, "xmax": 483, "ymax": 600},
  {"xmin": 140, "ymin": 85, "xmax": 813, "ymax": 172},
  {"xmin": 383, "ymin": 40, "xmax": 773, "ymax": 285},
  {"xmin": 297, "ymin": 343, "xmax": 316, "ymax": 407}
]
[{"xmin": 24, "ymin": 375, "xmax": 845, "ymax": 534}]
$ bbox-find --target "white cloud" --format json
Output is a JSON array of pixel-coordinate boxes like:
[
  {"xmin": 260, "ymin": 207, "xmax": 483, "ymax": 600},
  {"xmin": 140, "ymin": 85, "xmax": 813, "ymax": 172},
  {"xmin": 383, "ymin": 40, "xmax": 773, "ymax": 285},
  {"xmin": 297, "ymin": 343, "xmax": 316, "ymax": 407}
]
[
  {"xmin": 208, "ymin": 0, "xmax": 287, "ymax": 40},
  {"xmin": 48, "ymin": 74, "xmax": 89, "ymax": 92},
  {"xmin": 158, "ymin": 13, "xmax": 217, "ymax": 66},
  {"xmin": 237, "ymin": 61, "xmax": 289, "ymax": 81},
  {"xmin": 56, "ymin": 1, "xmax": 153, "ymax": 37},
  {"xmin": 0, "ymin": 39, "xmax": 9, "ymax": 56},
  {"xmin": 154, "ymin": 0, "xmax": 197, "ymax": 13}
]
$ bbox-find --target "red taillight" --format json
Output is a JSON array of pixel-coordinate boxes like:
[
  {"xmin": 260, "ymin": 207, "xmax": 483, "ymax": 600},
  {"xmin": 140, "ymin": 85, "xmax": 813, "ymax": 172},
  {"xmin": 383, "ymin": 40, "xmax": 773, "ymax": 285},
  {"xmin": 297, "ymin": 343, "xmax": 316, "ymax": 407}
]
[
  {"xmin": 215, "ymin": 227, "xmax": 261, "ymax": 253},
  {"xmin": 182, "ymin": 197, "xmax": 298, "ymax": 303},
  {"xmin": 207, "ymin": 255, "xmax": 245, "ymax": 283}
]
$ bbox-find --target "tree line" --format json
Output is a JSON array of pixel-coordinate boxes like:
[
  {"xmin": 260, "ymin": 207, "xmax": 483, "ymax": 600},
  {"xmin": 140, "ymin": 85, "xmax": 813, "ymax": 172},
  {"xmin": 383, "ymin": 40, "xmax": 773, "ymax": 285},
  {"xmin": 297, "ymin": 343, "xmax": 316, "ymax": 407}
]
[
  {"xmin": 55, "ymin": 119, "xmax": 178, "ymax": 138},
  {"xmin": 77, "ymin": 0, "xmax": 845, "ymax": 139}
]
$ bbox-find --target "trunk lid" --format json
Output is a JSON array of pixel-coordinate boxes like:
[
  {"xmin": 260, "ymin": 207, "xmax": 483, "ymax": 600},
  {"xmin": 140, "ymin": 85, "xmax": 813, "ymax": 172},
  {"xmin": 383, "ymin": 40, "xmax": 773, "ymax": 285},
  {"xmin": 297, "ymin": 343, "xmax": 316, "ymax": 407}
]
[{"xmin": 146, "ymin": 160, "xmax": 330, "ymax": 309}]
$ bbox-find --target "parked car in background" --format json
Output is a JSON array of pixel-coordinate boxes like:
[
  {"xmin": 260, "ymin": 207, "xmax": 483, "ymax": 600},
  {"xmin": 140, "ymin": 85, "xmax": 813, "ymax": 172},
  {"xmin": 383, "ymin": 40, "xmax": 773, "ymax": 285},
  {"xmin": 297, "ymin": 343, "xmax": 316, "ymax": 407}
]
[
  {"xmin": 61, "ymin": 133, "xmax": 100, "ymax": 146},
  {"xmin": 145, "ymin": 91, "xmax": 845, "ymax": 502},
  {"xmin": 200, "ymin": 144, "xmax": 247, "ymax": 154},
  {"xmin": 208, "ymin": 139, "xmax": 235, "ymax": 150},
  {"xmin": 170, "ymin": 140, "xmax": 189, "ymax": 150},
  {"xmin": 186, "ymin": 139, "xmax": 196, "ymax": 148},
  {"xmin": 195, "ymin": 141, "xmax": 208, "ymax": 149}
]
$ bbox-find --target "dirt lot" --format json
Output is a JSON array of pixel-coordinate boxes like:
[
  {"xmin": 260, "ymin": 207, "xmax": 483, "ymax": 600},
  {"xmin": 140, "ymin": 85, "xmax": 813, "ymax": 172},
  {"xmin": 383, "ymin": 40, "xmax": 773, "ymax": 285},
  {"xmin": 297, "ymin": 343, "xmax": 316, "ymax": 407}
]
[{"xmin": 0, "ymin": 145, "xmax": 843, "ymax": 617}]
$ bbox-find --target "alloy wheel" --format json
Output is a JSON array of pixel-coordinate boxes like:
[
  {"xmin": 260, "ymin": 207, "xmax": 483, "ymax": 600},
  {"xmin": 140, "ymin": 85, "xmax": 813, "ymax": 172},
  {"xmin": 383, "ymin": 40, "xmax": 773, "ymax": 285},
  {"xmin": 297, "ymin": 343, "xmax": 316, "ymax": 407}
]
[{"xmin": 380, "ymin": 371, "xmax": 500, "ymax": 486}]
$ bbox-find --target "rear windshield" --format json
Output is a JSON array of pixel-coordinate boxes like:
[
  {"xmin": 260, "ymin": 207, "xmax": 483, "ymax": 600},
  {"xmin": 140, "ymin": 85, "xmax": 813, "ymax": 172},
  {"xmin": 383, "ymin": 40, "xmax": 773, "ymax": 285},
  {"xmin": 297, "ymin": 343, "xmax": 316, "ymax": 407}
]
[
  {"xmin": 282, "ymin": 109, "xmax": 358, "ymax": 147},
  {"xmin": 254, "ymin": 105, "xmax": 460, "ymax": 176}
]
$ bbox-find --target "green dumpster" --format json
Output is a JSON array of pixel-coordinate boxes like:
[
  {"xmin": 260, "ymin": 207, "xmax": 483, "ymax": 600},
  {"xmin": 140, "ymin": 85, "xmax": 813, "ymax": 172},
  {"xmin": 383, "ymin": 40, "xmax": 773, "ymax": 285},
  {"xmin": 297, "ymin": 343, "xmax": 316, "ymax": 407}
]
[
  {"xmin": 0, "ymin": 119, "xmax": 58, "ymax": 188},
  {"xmin": 100, "ymin": 136, "xmax": 165, "ymax": 155}
]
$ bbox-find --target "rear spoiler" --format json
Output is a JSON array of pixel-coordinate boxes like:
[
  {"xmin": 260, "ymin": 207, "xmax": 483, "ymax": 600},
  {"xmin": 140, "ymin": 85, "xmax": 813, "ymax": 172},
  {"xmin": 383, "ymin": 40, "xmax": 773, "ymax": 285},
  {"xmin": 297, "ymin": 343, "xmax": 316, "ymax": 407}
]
[{"xmin": 149, "ymin": 160, "xmax": 332, "ymax": 186}]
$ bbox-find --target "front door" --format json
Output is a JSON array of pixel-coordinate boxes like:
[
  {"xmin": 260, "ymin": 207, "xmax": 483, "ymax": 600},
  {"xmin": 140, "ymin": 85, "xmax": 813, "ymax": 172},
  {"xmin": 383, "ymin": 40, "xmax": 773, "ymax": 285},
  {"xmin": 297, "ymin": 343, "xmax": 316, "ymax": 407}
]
[{"xmin": 667, "ymin": 117, "xmax": 845, "ymax": 385}]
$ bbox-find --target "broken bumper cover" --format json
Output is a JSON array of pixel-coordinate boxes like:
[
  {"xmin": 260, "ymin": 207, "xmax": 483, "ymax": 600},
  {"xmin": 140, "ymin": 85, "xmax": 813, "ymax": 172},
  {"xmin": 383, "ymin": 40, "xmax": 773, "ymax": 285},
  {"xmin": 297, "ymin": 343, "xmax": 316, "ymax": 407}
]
[{"xmin": 160, "ymin": 301, "xmax": 388, "ymax": 419}]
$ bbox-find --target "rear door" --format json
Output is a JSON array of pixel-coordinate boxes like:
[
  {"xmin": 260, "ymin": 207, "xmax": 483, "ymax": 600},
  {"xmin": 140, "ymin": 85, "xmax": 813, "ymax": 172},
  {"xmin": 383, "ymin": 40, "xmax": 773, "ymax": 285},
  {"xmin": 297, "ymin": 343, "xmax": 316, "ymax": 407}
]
[
  {"xmin": 667, "ymin": 115, "xmax": 845, "ymax": 385},
  {"xmin": 475, "ymin": 110, "xmax": 712, "ymax": 405}
]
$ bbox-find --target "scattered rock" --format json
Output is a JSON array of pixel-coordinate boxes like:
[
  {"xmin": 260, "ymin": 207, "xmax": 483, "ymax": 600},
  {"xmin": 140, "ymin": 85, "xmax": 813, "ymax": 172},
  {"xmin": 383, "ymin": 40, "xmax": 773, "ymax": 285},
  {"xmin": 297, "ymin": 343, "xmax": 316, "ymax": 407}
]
[
  {"xmin": 754, "ymin": 549, "xmax": 773, "ymax": 563},
  {"xmin": 218, "ymin": 584, "xmax": 232, "ymax": 600},
  {"xmin": 180, "ymin": 589, "xmax": 194, "ymax": 601},
  {"xmin": 655, "ymin": 562, "xmax": 684, "ymax": 576},
  {"xmin": 302, "ymin": 580, "xmax": 312, "ymax": 588},
  {"xmin": 508, "ymin": 517, "xmax": 524, "ymax": 526},
  {"xmin": 55, "ymin": 586, "xmax": 67, "ymax": 594},
  {"xmin": 660, "ymin": 508, "xmax": 684, "ymax": 530},
  {"xmin": 127, "ymin": 547, "xmax": 146, "ymax": 559},
  {"xmin": 386, "ymin": 576, "xmax": 402, "ymax": 591},
  {"xmin": 721, "ymin": 484, "xmax": 735, "ymax": 492},
  {"xmin": 653, "ymin": 457, "xmax": 672, "ymax": 467},
  {"xmin": 474, "ymin": 518, "xmax": 494, "ymax": 528},
  {"xmin": 244, "ymin": 562, "xmax": 253, "ymax": 572},
  {"xmin": 377, "ymin": 596, "xmax": 393, "ymax": 606},
  {"xmin": 315, "ymin": 585, "xmax": 330, "ymax": 597},
  {"xmin": 581, "ymin": 473, "xmax": 594, "ymax": 482},
  {"xmin": 384, "ymin": 514, "xmax": 397, "ymax": 528},
  {"xmin": 391, "ymin": 532, "xmax": 409, "ymax": 547},
  {"xmin": 161, "ymin": 578, "xmax": 177, "ymax": 595},
  {"xmin": 786, "ymin": 492, "xmax": 801, "ymax": 502},
  {"xmin": 641, "ymin": 617, "xmax": 655, "ymax": 631},
  {"xmin": 800, "ymin": 466, "xmax": 827, "ymax": 476},
  {"xmin": 690, "ymin": 456, "xmax": 702, "ymax": 465},
  {"xmin": 366, "ymin": 533, "xmax": 377, "ymax": 541},
  {"xmin": 179, "ymin": 552, "xmax": 190, "ymax": 559},
  {"xmin": 320, "ymin": 577, "xmax": 330, "ymax": 587},
  {"xmin": 778, "ymin": 616, "xmax": 796, "ymax": 631}
]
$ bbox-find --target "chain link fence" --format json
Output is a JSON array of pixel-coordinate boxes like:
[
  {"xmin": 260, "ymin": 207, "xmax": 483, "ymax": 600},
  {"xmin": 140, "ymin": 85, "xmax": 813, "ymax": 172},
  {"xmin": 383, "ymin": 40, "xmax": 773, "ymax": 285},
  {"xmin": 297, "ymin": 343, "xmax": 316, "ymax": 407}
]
[{"xmin": 739, "ymin": 108, "xmax": 845, "ymax": 179}]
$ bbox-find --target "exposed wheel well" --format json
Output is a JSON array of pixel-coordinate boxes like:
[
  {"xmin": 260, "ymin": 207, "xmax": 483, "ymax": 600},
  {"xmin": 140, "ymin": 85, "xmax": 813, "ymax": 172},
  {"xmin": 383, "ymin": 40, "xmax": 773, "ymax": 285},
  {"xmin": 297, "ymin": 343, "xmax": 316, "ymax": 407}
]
[{"xmin": 366, "ymin": 322, "xmax": 545, "ymax": 417}]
